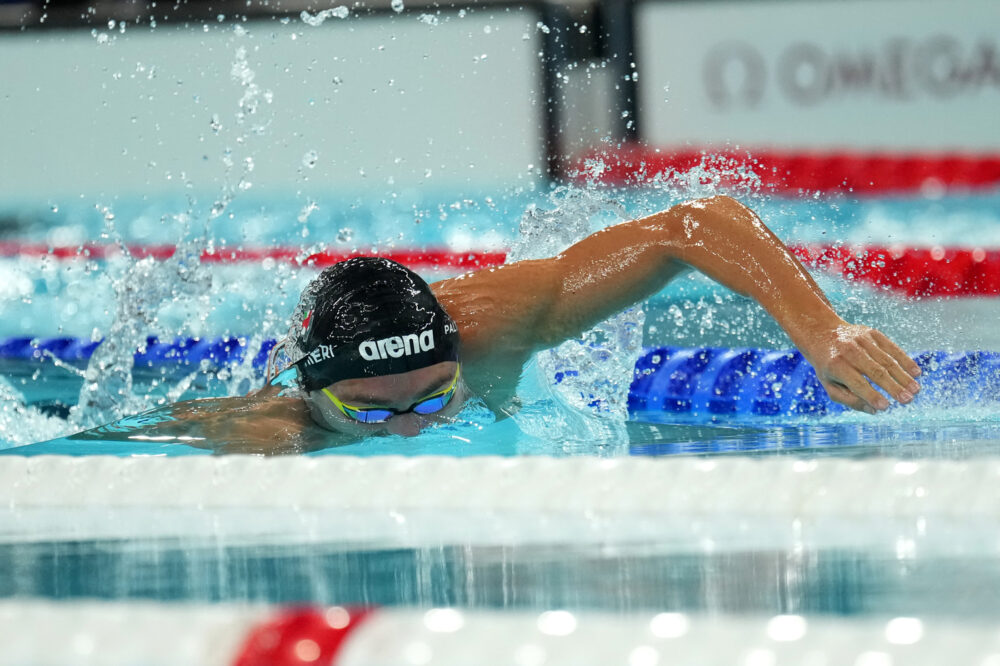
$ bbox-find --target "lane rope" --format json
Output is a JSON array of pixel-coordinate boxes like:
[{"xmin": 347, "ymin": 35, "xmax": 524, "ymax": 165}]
[
  {"xmin": 3, "ymin": 242, "xmax": 999, "ymax": 297},
  {"xmin": 2, "ymin": 337, "xmax": 996, "ymax": 418},
  {"xmin": 0, "ymin": 243, "xmax": 507, "ymax": 271},
  {"xmin": 574, "ymin": 146, "xmax": 1000, "ymax": 195},
  {"xmin": 3, "ymin": 601, "xmax": 999, "ymax": 666},
  {"xmin": 233, "ymin": 607, "xmax": 372, "ymax": 666}
]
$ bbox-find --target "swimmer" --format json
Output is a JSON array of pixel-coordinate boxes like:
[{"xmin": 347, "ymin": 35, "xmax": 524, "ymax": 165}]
[{"xmin": 137, "ymin": 195, "xmax": 922, "ymax": 453}]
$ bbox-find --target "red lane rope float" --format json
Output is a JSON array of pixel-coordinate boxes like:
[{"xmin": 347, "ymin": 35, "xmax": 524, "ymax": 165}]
[
  {"xmin": 0, "ymin": 242, "xmax": 508, "ymax": 271},
  {"xmin": 573, "ymin": 146, "xmax": 1000, "ymax": 195},
  {"xmin": 233, "ymin": 606, "xmax": 373, "ymax": 666},
  {"xmin": 792, "ymin": 244, "xmax": 1000, "ymax": 297},
  {"xmin": 3, "ymin": 241, "xmax": 1000, "ymax": 297}
]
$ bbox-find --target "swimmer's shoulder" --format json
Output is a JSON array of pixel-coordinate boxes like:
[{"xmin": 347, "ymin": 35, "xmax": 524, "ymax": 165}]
[{"xmin": 432, "ymin": 265, "xmax": 550, "ymax": 361}]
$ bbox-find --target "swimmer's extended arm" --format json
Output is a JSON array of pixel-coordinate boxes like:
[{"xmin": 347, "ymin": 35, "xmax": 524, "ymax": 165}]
[{"xmin": 450, "ymin": 195, "xmax": 920, "ymax": 414}]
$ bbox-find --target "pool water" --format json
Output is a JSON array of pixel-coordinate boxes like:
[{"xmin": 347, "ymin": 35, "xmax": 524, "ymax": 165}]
[
  {"xmin": 0, "ymin": 187, "xmax": 1000, "ymax": 455},
  {"xmin": 2, "ymin": 536, "xmax": 997, "ymax": 616},
  {"xmin": 2, "ymin": 187, "xmax": 1000, "ymax": 456},
  {"xmin": 2, "ymin": 183, "xmax": 1000, "ymax": 632}
]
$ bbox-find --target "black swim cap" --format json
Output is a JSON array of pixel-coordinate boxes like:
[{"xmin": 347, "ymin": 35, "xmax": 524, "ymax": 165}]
[{"xmin": 290, "ymin": 257, "xmax": 460, "ymax": 391}]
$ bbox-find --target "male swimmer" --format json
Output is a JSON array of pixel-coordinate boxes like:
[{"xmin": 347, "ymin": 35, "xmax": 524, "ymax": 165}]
[{"xmin": 132, "ymin": 195, "xmax": 922, "ymax": 453}]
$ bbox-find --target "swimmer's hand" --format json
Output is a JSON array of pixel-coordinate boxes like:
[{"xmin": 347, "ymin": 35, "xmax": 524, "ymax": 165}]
[{"xmin": 803, "ymin": 322, "xmax": 922, "ymax": 414}]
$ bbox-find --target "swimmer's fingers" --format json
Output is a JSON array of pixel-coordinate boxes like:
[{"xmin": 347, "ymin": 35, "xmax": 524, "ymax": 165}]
[
  {"xmin": 823, "ymin": 380, "xmax": 877, "ymax": 415},
  {"xmin": 827, "ymin": 361, "xmax": 891, "ymax": 412},
  {"xmin": 857, "ymin": 335, "xmax": 920, "ymax": 402},
  {"xmin": 813, "ymin": 324, "xmax": 920, "ymax": 411},
  {"xmin": 869, "ymin": 329, "xmax": 923, "ymax": 379}
]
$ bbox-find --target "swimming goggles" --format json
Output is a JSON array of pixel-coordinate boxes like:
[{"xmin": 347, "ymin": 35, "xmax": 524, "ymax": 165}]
[{"xmin": 320, "ymin": 364, "xmax": 461, "ymax": 424}]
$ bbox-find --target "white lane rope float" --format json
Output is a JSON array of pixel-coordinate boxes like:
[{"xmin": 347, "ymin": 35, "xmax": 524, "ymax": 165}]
[{"xmin": 1, "ymin": 455, "xmax": 999, "ymax": 553}]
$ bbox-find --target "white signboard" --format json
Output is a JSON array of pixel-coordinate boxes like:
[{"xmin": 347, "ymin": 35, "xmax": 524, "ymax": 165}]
[
  {"xmin": 0, "ymin": 9, "xmax": 544, "ymax": 201},
  {"xmin": 636, "ymin": 0, "xmax": 1000, "ymax": 150}
]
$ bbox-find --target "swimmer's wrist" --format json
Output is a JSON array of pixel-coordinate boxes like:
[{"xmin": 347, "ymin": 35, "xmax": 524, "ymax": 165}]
[{"xmin": 788, "ymin": 310, "xmax": 848, "ymax": 364}]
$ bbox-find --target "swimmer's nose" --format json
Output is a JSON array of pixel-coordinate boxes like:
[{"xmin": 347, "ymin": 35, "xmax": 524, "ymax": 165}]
[{"xmin": 385, "ymin": 414, "xmax": 424, "ymax": 438}]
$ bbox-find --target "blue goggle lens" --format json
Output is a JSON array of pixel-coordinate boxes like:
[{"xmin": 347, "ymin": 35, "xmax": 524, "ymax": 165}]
[
  {"xmin": 412, "ymin": 394, "xmax": 451, "ymax": 415},
  {"xmin": 325, "ymin": 364, "xmax": 461, "ymax": 424},
  {"xmin": 343, "ymin": 388, "xmax": 455, "ymax": 423},
  {"xmin": 348, "ymin": 408, "xmax": 394, "ymax": 424}
]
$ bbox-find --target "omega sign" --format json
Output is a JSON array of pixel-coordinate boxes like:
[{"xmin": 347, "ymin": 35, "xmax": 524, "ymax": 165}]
[{"xmin": 703, "ymin": 35, "xmax": 1000, "ymax": 108}]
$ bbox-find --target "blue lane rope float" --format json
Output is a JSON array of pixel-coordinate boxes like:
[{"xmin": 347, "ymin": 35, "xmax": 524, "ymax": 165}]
[
  {"xmin": 628, "ymin": 346, "xmax": 1000, "ymax": 417},
  {"xmin": 0, "ymin": 336, "xmax": 276, "ymax": 375},
  {"xmin": 1, "ymin": 336, "xmax": 998, "ymax": 417}
]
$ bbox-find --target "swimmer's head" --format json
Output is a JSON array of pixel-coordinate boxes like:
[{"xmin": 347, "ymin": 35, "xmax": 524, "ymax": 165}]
[{"xmin": 286, "ymin": 257, "xmax": 460, "ymax": 392}]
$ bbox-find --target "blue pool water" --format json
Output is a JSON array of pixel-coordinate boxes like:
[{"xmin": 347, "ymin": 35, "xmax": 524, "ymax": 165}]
[
  {"xmin": 1, "ymin": 186, "xmax": 999, "ymax": 456},
  {"xmin": 2, "ymin": 184, "xmax": 1000, "ymax": 624}
]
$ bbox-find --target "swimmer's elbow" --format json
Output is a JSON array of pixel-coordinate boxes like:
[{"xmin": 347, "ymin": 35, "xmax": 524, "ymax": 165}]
[
  {"xmin": 636, "ymin": 195, "xmax": 758, "ymax": 263},
  {"xmin": 654, "ymin": 196, "xmax": 755, "ymax": 236},
  {"xmin": 672, "ymin": 194, "xmax": 750, "ymax": 220}
]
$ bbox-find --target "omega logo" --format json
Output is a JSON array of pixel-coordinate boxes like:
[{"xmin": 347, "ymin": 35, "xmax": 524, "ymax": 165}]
[{"xmin": 702, "ymin": 35, "xmax": 1000, "ymax": 109}]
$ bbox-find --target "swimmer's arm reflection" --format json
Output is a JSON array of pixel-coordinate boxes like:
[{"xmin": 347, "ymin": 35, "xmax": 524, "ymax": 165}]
[{"xmin": 437, "ymin": 195, "xmax": 921, "ymax": 414}]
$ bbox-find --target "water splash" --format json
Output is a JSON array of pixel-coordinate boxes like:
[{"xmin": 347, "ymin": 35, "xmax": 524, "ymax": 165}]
[
  {"xmin": 72, "ymin": 241, "xmax": 212, "ymax": 428},
  {"xmin": 300, "ymin": 7, "xmax": 349, "ymax": 26},
  {"xmin": 208, "ymin": 26, "xmax": 275, "ymax": 225},
  {"xmin": 0, "ymin": 378, "xmax": 71, "ymax": 448},
  {"xmin": 506, "ymin": 185, "xmax": 643, "ymax": 451}
]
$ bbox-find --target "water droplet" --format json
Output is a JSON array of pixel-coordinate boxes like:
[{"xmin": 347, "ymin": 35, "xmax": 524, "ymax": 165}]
[
  {"xmin": 302, "ymin": 150, "xmax": 318, "ymax": 168},
  {"xmin": 337, "ymin": 228, "xmax": 354, "ymax": 243},
  {"xmin": 391, "ymin": 0, "xmax": 404, "ymax": 12},
  {"xmin": 418, "ymin": 13, "xmax": 438, "ymax": 26},
  {"xmin": 297, "ymin": 200, "xmax": 318, "ymax": 223},
  {"xmin": 483, "ymin": 25, "xmax": 492, "ymax": 34},
  {"xmin": 300, "ymin": 6, "xmax": 348, "ymax": 26},
  {"xmin": 536, "ymin": 21, "xmax": 550, "ymax": 34},
  {"xmin": 209, "ymin": 114, "xmax": 222, "ymax": 133}
]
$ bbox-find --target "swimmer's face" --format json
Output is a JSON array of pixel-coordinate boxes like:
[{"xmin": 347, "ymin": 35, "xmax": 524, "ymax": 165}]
[{"xmin": 304, "ymin": 361, "xmax": 464, "ymax": 438}]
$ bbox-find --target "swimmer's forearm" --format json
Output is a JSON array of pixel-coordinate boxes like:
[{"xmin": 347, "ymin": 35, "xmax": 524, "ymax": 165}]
[
  {"xmin": 515, "ymin": 195, "xmax": 918, "ymax": 412},
  {"xmin": 646, "ymin": 196, "xmax": 843, "ymax": 355}
]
